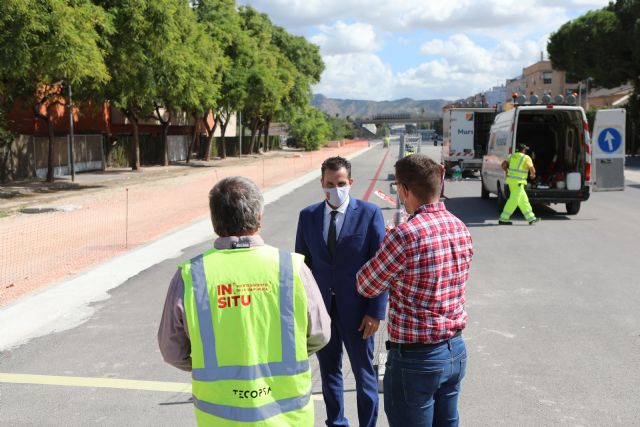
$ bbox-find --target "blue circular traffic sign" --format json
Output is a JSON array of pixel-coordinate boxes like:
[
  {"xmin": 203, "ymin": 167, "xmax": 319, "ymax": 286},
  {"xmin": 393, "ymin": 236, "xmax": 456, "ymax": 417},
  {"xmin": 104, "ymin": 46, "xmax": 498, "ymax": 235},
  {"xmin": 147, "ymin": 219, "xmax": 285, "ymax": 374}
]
[{"xmin": 598, "ymin": 128, "xmax": 622, "ymax": 153}]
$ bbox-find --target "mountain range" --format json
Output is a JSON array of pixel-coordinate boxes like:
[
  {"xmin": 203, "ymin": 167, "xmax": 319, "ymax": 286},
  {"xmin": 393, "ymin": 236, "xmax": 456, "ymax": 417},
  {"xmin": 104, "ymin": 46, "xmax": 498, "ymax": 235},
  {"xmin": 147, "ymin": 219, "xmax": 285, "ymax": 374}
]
[{"xmin": 312, "ymin": 94, "xmax": 449, "ymax": 119}]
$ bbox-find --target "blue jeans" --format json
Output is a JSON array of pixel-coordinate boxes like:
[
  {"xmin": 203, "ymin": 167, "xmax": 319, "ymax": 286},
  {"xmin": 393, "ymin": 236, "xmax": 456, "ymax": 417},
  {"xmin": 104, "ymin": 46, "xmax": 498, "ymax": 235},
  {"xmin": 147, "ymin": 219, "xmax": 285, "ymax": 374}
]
[{"xmin": 383, "ymin": 335, "xmax": 467, "ymax": 427}]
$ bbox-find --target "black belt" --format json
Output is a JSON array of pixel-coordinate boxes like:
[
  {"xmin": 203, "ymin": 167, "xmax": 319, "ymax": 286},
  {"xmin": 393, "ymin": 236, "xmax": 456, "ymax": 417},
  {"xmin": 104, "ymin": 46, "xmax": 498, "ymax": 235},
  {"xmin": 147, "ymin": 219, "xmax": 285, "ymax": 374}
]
[{"xmin": 385, "ymin": 330, "xmax": 462, "ymax": 351}]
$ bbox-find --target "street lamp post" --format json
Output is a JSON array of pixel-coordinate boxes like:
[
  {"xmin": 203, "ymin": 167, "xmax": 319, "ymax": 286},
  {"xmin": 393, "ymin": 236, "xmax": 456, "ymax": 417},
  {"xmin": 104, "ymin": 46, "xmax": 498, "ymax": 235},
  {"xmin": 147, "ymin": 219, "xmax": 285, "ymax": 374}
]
[
  {"xmin": 238, "ymin": 111, "xmax": 242, "ymax": 158},
  {"xmin": 67, "ymin": 79, "xmax": 76, "ymax": 182}
]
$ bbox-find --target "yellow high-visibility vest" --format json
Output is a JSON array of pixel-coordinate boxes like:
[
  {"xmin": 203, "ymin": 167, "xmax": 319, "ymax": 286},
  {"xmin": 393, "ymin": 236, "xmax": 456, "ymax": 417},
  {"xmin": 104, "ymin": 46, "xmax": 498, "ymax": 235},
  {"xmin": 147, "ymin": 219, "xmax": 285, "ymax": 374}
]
[
  {"xmin": 181, "ymin": 246, "xmax": 312, "ymax": 426},
  {"xmin": 505, "ymin": 152, "xmax": 531, "ymax": 184}
]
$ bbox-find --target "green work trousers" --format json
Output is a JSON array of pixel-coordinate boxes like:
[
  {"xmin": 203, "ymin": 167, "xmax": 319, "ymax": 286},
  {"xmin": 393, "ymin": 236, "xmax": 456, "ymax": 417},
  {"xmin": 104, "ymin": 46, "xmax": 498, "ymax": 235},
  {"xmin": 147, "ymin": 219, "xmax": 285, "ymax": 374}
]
[{"xmin": 500, "ymin": 181, "xmax": 536, "ymax": 222}]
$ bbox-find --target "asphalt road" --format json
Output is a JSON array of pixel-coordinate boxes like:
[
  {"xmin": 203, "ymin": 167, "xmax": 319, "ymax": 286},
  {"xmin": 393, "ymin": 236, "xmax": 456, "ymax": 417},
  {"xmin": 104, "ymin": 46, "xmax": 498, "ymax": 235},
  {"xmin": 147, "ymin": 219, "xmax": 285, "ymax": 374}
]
[{"xmin": 1, "ymin": 140, "xmax": 639, "ymax": 426}]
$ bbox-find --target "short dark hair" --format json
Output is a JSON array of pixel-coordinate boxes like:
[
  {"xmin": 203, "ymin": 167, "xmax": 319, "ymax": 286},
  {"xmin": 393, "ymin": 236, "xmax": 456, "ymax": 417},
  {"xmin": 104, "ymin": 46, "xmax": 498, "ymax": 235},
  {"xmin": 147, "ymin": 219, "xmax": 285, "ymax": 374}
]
[
  {"xmin": 321, "ymin": 156, "xmax": 351, "ymax": 178},
  {"xmin": 395, "ymin": 154, "xmax": 440, "ymax": 203},
  {"xmin": 209, "ymin": 177, "xmax": 263, "ymax": 237}
]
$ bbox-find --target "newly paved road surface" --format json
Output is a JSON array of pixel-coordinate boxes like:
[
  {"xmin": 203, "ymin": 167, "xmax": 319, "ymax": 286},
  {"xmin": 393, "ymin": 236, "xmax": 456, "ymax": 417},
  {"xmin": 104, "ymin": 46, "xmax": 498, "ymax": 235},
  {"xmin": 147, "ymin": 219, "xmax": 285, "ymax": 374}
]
[{"xmin": 1, "ymin": 141, "xmax": 639, "ymax": 426}]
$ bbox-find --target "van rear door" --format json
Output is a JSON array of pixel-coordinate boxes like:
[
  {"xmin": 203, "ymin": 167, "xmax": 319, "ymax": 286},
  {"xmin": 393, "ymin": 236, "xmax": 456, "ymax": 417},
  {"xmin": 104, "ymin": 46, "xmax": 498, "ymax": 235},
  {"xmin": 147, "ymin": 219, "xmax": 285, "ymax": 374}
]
[
  {"xmin": 450, "ymin": 110, "xmax": 474, "ymax": 159},
  {"xmin": 591, "ymin": 109, "xmax": 626, "ymax": 191}
]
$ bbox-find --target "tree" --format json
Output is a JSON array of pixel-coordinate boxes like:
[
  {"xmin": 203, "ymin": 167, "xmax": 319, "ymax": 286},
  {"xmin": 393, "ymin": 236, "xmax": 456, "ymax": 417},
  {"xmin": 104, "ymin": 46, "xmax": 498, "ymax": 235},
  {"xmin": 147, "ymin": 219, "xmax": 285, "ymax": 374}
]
[
  {"xmin": 0, "ymin": 0, "xmax": 111, "ymax": 182},
  {"xmin": 195, "ymin": 0, "xmax": 248, "ymax": 159},
  {"xmin": 238, "ymin": 7, "xmax": 290, "ymax": 154},
  {"xmin": 288, "ymin": 107, "xmax": 331, "ymax": 151},
  {"xmin": 326, "ymin": 116, "xmax": 348, "ymax": 141},
  {"xmin": 100, "ymin": 0, "xmax": 217, "ymax": 169},
  {"xmin": 270, "ymin": 25, "xmax": 324, "ymax": 152},
  {"xmin": 152, "ymin": 2, "xmax": 221, "ymax": 166},
  {"xmin": 0, "ymin": 120, "xmax": 13, "ymax": 182},
  {"xmin": 548, "ymin": 1, "xmax": 640, "ymax": 153}
]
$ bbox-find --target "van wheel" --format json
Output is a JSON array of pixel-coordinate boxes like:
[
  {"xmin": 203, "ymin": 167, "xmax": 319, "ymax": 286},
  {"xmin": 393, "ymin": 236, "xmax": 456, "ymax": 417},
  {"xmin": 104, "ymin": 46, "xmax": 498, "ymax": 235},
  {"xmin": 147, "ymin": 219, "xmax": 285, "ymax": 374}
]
[
  {"xmin": 497, "ymin": 185, "xmax": 506, "ymax": 213},
  {"xmin": 481, "ymin": 177, "xmax": 490, "ymax": 199},
  {"xmin": 566, "ymin": 201, "xmax": 581, "ymax": 215}
]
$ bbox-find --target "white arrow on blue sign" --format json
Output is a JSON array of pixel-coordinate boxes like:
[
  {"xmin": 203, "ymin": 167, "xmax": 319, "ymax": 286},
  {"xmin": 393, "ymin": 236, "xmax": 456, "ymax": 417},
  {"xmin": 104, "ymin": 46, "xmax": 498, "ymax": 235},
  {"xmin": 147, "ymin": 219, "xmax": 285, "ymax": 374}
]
[{"xmin": 598, "ymin": 128, "xmax": 622, "ymax": 153}]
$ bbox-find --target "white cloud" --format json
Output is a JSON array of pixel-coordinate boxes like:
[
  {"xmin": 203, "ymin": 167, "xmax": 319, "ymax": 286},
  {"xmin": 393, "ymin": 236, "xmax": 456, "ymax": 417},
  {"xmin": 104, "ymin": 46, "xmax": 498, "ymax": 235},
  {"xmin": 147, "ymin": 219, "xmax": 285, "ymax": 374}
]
[
  {"xmin": 314, "ymin": 33, "xmax": 549, "ymax": 100},
  {"xmin": 400, "ymin": 34, "xmax": 543, "ymax": 99},
  {"xmin": 239, "ymin": 0, "xmax": 612, "ymax": 100},
  {"xmin": 241, "ymin": 0, "xmax": 611, "ymax": 32},
  {"xmin": 536, "ymin": 0, "xmax": 609, "ymax": 7},
  {"xmin": 310, "ymin": 21, "xmax": 378, "ymax": 55},
  {"xmin": 313, "ymin": 53, "xmax": 394, "ymax": 101}
]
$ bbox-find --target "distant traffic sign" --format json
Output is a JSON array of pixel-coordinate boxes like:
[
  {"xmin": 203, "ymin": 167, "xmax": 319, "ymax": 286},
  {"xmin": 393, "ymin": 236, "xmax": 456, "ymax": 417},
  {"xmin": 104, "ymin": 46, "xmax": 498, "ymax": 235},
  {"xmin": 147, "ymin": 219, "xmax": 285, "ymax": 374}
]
[{"xmin": 598, "ymin": 128, "xmax": 622, "ymax": 153}]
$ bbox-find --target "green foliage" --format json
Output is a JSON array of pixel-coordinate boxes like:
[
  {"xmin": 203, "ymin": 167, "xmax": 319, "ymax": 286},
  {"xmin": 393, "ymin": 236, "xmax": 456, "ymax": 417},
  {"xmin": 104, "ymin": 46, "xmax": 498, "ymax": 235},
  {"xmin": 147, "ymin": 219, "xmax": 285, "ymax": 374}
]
[
  {"xmin": 585, "ymin": 107, "xmax": 600, "ymax": 131},
  {"xmin": 548, "ymin": 0, "xmax": 640, "ymax": 153},
  {"xmin": 100, "ymin": 0, "xmax": 184, "ymax": 116},
  {"xmin": 288, "ymin": 107, "xmax": 331, "ymax": 151},
  {"xmin": 1, "ymin": 0, "xmax": 326, "ymax": 172},
  {"xmin": 0, "ymin": 0, "xmax": 112, "ymax": 181},
  {"xmin": 167, "ymin": 2, "xmax": 222, "ymax": 115},
  {"xmin": 239, "ymin": 8, "xmax": 290, "ymax": 117},
  {"xmin": 0, "ymin": 127, "xmax": 14, "ymax": 147},
  {"xmin": 0, "ymin": 126, "xmax": 13, "ymax": 182},
  {"xmin": 106, "ymin": 141, "xmax": 129, "ymax": 168},
  {"xmin": 325, "ymin": 116, "xmax": 348, "ymax": 140},
  {"xmin": 236, "ymin": 6, "xmax": 325, "ymax": 153},
  {"xmin": 0, "ymin": 0, "xmax": 112, "ymax": 98},
  {"xmin": 548, "ymin": 9, "xmax": 625, "ymax": 86}
]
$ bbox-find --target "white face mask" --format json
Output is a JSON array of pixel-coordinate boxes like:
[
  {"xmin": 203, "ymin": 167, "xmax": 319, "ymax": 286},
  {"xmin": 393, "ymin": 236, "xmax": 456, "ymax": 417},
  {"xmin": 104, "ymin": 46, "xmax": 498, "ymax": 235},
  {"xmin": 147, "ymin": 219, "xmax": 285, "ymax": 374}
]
[{"xmin": 324, "ymin": 186, "xmax": 350, "ymax": 208}]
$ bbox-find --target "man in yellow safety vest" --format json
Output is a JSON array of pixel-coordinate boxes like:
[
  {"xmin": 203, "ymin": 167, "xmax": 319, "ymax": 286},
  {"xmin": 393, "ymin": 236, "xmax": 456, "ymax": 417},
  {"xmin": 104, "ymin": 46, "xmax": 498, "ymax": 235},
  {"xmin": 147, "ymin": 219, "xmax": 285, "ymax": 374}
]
[
  {"xmin": 158, "ymin": 176, "xmax": 331, "ymax": 426},
  {"xmin": 499, "ymin": 143, "xmax": 540, "ymax": 225}
]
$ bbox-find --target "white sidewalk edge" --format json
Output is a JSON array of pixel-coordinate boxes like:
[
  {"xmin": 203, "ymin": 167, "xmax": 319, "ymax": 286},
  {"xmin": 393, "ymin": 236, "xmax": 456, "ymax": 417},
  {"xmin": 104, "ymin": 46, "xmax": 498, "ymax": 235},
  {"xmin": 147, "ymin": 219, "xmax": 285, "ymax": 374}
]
[
  {"xmin": 625, "ymin": 168, "xmax": 640, "ymax": 183},
  {"xmin": 0, "ymin": 143, "xmax": 376, "ymax": 351}
]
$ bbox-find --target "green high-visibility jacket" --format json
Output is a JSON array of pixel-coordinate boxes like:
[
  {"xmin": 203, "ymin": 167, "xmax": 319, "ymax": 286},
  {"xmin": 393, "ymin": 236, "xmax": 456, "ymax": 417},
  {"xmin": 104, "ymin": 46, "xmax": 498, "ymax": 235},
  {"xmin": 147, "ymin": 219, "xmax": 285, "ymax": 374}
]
[
  {"xmin": 505, "ymin": 152, "xmax": 532, "ymax": 184},
  {"xmin": 181, "ymin": 245, "xmax": 312, "ymax": 426}
]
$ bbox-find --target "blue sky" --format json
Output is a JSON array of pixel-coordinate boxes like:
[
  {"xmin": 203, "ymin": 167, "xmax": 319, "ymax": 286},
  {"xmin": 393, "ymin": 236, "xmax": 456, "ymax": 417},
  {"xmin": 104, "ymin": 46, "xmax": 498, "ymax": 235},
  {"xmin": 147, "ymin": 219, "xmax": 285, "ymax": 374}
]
[{"xmin": 240, "ymin": 0, "xmax": 611, "ymax": 101}]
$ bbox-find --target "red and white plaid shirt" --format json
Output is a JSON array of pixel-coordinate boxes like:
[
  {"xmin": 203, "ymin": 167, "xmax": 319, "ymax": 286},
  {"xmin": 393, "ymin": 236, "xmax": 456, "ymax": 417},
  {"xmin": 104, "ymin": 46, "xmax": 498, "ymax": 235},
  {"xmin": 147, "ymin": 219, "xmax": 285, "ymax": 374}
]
[{"xmin": 357, "ymin": 202, "xmax": 473, "ymax": 343}]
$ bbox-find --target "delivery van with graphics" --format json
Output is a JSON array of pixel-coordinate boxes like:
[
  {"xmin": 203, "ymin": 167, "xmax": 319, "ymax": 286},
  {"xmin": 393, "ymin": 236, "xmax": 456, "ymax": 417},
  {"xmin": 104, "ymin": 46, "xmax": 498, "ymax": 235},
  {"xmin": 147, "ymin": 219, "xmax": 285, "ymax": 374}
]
[
  {"xmin": 481, "ymin": 95, "xmax": 626, "ymax": 215},
  {"xmin": 442, "ymin": 106, "xmax": 496, "ymax": 173}
]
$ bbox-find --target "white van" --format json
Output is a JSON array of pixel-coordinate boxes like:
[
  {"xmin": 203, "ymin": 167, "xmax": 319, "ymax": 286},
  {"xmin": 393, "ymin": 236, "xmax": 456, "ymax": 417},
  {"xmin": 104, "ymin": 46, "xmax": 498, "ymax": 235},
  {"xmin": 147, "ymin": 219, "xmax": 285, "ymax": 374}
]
[{"xmin": 481, "ymin": 104, "xmax": 626, "ymax": 215}]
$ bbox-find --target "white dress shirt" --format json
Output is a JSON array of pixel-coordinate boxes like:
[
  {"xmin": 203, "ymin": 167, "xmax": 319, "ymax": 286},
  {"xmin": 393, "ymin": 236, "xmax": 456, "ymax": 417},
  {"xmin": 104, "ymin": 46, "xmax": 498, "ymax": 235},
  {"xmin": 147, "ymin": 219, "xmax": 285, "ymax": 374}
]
[{"xmin": 323, "ymin": 196, "xmax": 350, "ymax": 243}]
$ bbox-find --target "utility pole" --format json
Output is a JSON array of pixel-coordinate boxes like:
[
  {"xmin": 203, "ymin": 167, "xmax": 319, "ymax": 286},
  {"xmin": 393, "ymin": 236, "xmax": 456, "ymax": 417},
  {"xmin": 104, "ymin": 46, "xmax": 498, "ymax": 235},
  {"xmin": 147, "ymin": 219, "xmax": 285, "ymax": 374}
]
[
  {"xmin": 238, "ymin": 111, "xmax": 242, "ymax": 158},
  {"xmin": 395, "ymin": 135, "xmax": 406, "ymax": 226},
  {"xmin": 585, "ymin": 78, "xmax": 590, "ymax": 111}
]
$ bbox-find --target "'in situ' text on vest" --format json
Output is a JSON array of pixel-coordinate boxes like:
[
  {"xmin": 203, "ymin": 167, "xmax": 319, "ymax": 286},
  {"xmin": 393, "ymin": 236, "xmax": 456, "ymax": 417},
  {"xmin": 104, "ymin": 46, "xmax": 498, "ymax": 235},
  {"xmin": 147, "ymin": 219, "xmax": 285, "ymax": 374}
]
[{"xmin": 216, "ymin": 283, "xmax": 271, "ymax": 309}]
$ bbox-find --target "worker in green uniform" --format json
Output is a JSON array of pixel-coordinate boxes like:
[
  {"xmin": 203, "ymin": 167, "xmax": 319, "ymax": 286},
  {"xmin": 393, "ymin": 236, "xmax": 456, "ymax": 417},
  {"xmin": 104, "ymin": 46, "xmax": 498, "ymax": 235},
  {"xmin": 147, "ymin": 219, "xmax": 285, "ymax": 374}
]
[{"xmin": 499, "ymin": 144, "xmax": 540, "ymax": 225}]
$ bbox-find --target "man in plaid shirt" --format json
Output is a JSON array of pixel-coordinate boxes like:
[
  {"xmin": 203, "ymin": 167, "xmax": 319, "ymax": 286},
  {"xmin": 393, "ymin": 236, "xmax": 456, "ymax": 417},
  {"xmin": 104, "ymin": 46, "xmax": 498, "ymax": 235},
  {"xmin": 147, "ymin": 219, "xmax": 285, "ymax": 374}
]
[{"xmin": 356, "ymin": 154, "xmax": 473, "ymax": 427}]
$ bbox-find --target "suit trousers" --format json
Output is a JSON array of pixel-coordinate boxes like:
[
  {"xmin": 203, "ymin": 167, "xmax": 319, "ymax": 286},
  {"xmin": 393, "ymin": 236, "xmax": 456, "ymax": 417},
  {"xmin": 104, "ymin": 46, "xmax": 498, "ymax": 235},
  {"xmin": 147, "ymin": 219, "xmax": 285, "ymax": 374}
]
[{"xmin": 317, "ymin": 296, "xmax": 378, "ymax": 427}]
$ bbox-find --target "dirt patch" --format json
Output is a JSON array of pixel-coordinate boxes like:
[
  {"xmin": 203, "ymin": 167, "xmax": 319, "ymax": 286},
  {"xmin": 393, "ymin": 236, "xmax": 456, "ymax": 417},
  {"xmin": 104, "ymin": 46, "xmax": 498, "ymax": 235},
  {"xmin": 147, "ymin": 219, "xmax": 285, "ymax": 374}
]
[
  {"xmin": 0, "ymin": 142, "xmax": 369, "ymax": 306},
  {"xmin": 0, "ymin": 151, "xmax": 301, "ymax": 215}
]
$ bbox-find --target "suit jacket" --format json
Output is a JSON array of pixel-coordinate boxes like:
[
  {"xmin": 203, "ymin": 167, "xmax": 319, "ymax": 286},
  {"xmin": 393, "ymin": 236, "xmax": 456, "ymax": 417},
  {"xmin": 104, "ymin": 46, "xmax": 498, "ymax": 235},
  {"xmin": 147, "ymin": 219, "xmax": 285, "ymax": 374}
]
[{"xmin": 295, "ymin": 197, "xmax": 388, "ymax": 325}]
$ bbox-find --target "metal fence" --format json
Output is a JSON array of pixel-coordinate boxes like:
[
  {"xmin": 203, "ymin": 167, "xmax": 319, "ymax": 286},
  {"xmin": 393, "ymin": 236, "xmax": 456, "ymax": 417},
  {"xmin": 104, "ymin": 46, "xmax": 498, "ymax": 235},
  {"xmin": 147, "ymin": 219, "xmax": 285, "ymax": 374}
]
[{"xmin": 2, "ymin": 134, "xmax": 105, "ymax": 180}]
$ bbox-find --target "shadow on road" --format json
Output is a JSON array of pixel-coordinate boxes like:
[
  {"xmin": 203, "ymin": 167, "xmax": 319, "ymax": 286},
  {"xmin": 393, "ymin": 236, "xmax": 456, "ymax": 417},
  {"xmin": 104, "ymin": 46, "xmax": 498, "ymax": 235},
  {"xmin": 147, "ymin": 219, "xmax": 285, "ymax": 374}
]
[
  {"xmin": 445, "ymin": 196, "xmax": 499, "ymax": 227},
  {"xmin": 445, "ymin": 196, "xmax": 573, "ymax": 227},
  {"xmin": 158, "ymin": 398, "xmax": 193, "ymax": 406}
]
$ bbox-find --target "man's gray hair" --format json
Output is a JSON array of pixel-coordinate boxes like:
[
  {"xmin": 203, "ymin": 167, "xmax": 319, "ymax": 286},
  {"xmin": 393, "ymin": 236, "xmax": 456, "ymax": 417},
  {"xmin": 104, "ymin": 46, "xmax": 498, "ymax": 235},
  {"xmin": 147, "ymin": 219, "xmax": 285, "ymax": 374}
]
[{"xmin": 209, "ymin": 176, "xmax": 264, "ymax": 237}]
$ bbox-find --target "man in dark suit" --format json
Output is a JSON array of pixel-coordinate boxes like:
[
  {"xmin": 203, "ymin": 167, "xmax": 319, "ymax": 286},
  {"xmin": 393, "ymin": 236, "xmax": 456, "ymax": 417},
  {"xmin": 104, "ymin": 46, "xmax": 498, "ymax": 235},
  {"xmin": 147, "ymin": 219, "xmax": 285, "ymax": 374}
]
[{"xmin": 295, "ymin": 156, "xmax": 387, "ymax": 427}]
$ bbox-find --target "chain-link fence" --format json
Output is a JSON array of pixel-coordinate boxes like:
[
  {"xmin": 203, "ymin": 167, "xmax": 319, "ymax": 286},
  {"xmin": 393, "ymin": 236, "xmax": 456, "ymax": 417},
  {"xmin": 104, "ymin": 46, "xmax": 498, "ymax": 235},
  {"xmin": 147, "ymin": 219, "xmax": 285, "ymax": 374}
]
[{"xmin": 0, "ymin": 141, "xmax": 369, "ymax": 305}]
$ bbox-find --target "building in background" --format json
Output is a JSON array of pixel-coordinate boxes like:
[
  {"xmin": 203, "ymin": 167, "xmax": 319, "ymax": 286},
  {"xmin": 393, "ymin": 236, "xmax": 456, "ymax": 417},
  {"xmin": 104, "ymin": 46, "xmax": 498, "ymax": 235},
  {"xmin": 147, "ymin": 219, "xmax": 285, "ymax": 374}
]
[
  {"xmin": 587, "ymin": 84, "xmax": 632, "ymax": 108},
  {"xmin": 522, "ymin": 60, "xmax": 579, "ymax": 100},
  {"xmin": 484, "ymin": 85, "xmax": 506, "ymax": 107},
  {"xmin": 505, "ymin": 75, "xmax": 526, "ymax": 101}
]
